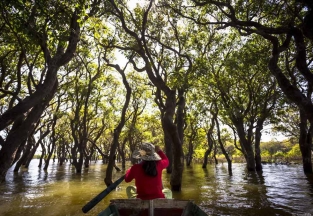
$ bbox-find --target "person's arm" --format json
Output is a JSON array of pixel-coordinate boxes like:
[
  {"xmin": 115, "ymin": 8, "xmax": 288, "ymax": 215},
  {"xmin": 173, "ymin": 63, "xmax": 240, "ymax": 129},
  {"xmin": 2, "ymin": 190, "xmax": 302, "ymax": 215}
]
[
  {"xmin": 155, "ymin": 146, "xmax": 169, "ymax": 169},
  {"xmin": 125, "ymin": 166, "xmax": 135, "ymax": 182}
]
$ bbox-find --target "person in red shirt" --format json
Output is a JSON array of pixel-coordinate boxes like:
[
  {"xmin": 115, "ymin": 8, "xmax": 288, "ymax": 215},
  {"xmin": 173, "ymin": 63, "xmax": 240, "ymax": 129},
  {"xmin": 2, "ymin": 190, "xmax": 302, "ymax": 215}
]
[{"xmin": 125, "ymin": 142, "xmax": 169, "ymax": 200}]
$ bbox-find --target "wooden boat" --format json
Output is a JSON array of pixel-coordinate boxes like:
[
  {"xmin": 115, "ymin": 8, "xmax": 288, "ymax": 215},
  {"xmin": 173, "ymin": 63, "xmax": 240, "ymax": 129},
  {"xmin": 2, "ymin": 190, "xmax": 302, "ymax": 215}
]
[{"xmin": 98, "ymin": 199, "xmax": 208, "ymax": 216}]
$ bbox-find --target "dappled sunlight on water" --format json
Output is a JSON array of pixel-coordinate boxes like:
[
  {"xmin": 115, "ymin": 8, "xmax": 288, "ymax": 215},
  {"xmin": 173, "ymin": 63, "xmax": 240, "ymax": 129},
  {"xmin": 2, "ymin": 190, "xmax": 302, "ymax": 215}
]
[
  {"xmin": 165, "ymin": 163, "xmax": 313, "ymax": 215},
  {"xmin": 0, "ymin": 160, "xmax": 313, "ymax": 215}
]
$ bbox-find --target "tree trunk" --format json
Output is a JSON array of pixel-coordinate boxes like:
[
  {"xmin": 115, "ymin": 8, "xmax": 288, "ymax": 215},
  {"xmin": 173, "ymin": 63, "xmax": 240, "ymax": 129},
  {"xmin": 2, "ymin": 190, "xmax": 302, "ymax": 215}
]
[
  {"xmin": 11, "ymin": 139, "xmax": 27, "ymax": 166},
  {"xmin": 14, "ymin": 138, "xmax": 34, "ymax": 172},
  {"xmin": 113, "ymin": 154, "xmax": 121, "ymax": 172},
  {"xmin": 163, "ymin": 92, "xmax": 184, "ymax": 192},
  {"xmin": 299, "ymin": 110, "xmax": 313, "ymax": 173},
  {"xmin": 215, "ymin": 113, "xmax": 232, "ymax": 176},
  {"xmin": 0, "ymin": 81, "xmax": 57, "ymax": 182},
  {"xmin": 0, "ymin": 7, "xmax": 80, "ymax": 182},
  {"xmin": 186, "ymin": 149, "xmax": 193, "ymax": 166},
  {"xmin": 202, "ymin": 115, "xmax": 215, "ymax": 168},
  {"xmin": 91, "ymin": 140, "xmax": 108, "ymax": 164},
  {"xmin": 104, "ymin": 63, "xmax": 131, "ymax": 186},
  {"xmin": 59, "ymin": 140, "xmax": 66, "ymax": 166},
  {"xmin": 186, "ymin": 120, "xmax": 197, "ymax": 167},
  {"xmin": 162, "ymin": 118, "xmax": 173, "ymax": 173},
  {"xmin": 78, "ymin": 150, "xmax": 84, "ymax": 173},
  {"xmin": 105, "ymin": 131, "xmax": 120, "ymax": 186},
  {"xmin": 25, "ymin": 129, "xmax": 50, "ymax": 168},
  {"xmin": 25, "ymin": 141, "xmax": 39, "ymax": 169},
  {"xmin": 213, "ymin": 149, "xmax": 218, "ymax": 165},
  {"xmin": 84, "ymin": 144, "xmax": 95, "ymax": 168},
  {"xmin": 38, "ymin": 141, "xmax": 46, "ymax": 168},
  {"xmin": 255, "ymin": 120, "xmax": 263, "ymax": 172},
  {"xmin": 235, "ymin": 123, "xmax": 255, "ymax": 171},
  {"xmin": 119, "ymin": 148, "xmax": 126, "ymax": 170},
  {"xmin": 70, "ymin": 114, "xmax": 85, "ymax": 173},
  {"xmin": 43, "ymin": 103, "xmax": 59, "ymax": 171},
  {"xmin": 84, "ymin": 154, "xmax": 91, "ymax": 168},
  {"xmin": 44, "ymin": 146, "xmax": 54, "ymax": 169},
  {"xmin": 264, "ymin": 34, "xmax": 313, "ymax": 173},
  {"xmin": 202, "ymin": 149, "xmax": 211, "ymax": 169},
  {"xmin": 186, "ymin": 134, "xmax": 195, "ymax": 166},
  {"xmin": 176, "ymin": 89, "xmax": 185, "ymax": 147},
  {"xmin": 118, "ymin": 138, "xmax": 127, "ymax": 170},
  {"xmin": 71, "ymin": 140, "xmax": 84, "ymax": 173}
]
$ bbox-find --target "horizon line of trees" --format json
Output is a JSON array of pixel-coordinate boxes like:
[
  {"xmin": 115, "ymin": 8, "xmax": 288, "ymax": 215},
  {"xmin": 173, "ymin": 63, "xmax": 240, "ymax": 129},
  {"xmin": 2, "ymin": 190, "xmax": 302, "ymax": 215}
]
[{"xmin": 32, "ymin": 137, "xmax": 304, "ymax": 165}]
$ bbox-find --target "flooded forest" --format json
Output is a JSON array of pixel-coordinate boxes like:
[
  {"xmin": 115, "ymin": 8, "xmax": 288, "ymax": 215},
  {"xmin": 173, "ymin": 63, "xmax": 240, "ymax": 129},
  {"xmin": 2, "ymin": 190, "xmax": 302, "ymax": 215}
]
[{"xmin": 0, "ymin": 1, "xmax": 313, "ymax": 215}]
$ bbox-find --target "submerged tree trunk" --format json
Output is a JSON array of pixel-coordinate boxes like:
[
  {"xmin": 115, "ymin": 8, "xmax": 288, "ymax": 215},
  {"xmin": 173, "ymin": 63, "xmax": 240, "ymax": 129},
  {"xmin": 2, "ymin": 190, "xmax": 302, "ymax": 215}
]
[
  {"xmin": 12, "ymin": 139, "xmax": 27, "ymax": 166},
  {"xmin": 162, "ymin": 116, "xmax": 173, "ymax": 174},
  {"xmin": 84, "ymin": 146, "xmax": 95, "ymax": 168},
  {"xmin": 203, "ymin": 112, "xmax": 216, "ymax": 168},
  {"xmin": 232, "ymin": 127, "xmax": 247, "ymax": 162},
  {"xmin": 186, "ymin": 144, "xmax": 193, "ymax": 166},
  {"xmin": 113, "ymin": 154, "xmax": 121, "ymax": 172},
  {"xmin": 265, "ymin": 29, "xmax": 313, "ymax": 173},
  {"xmin": 118, "ymin": 138, "xmax": 127, "ymax": 170},
  {"xmin": 0, "ymin": 81, "xmax": 57, "ymax": 182},
  {"xmin": 25, "ymin": 137, "xmax": 42, "ymax": 168},
  {"xmin": 214, "ymin": 107, "xmax": 232, "ymax": 175},
  {"xmin": 299, "ymin": 110, "xmax": 313, "ymax": 173},
  {"xmin": 70, "ymin": 132, "xmax": 86, "ymax": 173},
  {"xmin": 105, "ymin": 132, "xmax": 121, "ymax": 186},
  {"xmin": 163, "ymin": 91, "xmax": 184, "ymax": 192},
  {"xmin": 90, "ymin": 139, "xmax": 109, "ymax": 164},
  {"xmin": 44, "ymin": 97, "xmax": 60, "ymax": 171},
  {"xmin": 156, "ymin": 88, "xmax": 173, "ymax": 174},
  {"xmin": 104, "ymin": 62, "xmax": 131, "ymax": 186},
  {"xmin": 58, "ymin": 139, "xmax": 67, "ymax": 166},
  {"xmin": 202, "ymin": 148, "xmax": 211, "ymax": 168},
  {"xmin": 120, "ymin": 151, "xmax": 126, "ymax": 170},
  {"xmin": 176, "ymin": 89, "xmax": 186, "ymax": 163},
  {"xmin": 235, "ymin": 123, "xmax": 255, "ymax": 171},
  {"xmin": 25, "ymin": 128, "xmax": 50, "ymax": 169},
  {"xmin": 255, "ymin": 120, "xmax": 263, "ymax": 172},
  {"xmin": 0, "ymin": 6, "xmax": 80, "ymax": 182},
  {"xmin": 14, "ymin": 137, "xmax": 34, "ymax": 172},
  {"xmin": 186, "ymin": 117, "xmax": 196, "ymax": 167},
  {"xmin": 213, "ymin": 143, "xmax": 218, "ymax": 165},
  {"xmin": 38, "ymin": 141, "xmax": 46, "ymax": 168}
]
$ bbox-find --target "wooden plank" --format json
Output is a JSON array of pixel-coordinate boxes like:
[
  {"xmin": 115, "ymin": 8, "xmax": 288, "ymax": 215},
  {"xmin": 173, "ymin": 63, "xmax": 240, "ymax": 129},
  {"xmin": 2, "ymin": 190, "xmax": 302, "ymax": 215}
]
[
  {"xmin": 117, "ymin": 208, "xmax": 184, "ymax": 216},
  {"xmin": 97, "ymin": 204, "xmax": 120, "ymax": 216},
  {"xmin": 181, "ymin": 201, "xmax": 208, "ymax": 216},
  {"xmin": 98, "ymin": 206, "xmax": 113, "ymax": 216},
  {"xmin": 110, "ymin": 199, "xmax": 189, "ymax": 209},
  {"xmin": 181, "ymin": 201, "xmax": 195, "ymax": 216},
  {"xmin": 105, "ymin": 199, "xmax": 208, "ymax": 216}
]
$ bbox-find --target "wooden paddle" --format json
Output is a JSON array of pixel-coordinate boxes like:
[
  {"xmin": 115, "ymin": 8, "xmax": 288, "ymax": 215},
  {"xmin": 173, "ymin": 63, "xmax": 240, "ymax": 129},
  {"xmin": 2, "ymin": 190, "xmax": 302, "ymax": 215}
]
[{"xmin": 82, "ymin": 175, "xmax": 125, "ymax": 213}]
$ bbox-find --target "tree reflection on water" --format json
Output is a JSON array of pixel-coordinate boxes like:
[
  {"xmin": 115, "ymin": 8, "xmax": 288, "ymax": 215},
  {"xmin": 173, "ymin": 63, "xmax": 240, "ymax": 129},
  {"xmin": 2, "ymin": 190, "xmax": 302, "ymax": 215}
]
[{"xmin": 0, "ymin": 160, "xmax": 312, "ymax": 216}]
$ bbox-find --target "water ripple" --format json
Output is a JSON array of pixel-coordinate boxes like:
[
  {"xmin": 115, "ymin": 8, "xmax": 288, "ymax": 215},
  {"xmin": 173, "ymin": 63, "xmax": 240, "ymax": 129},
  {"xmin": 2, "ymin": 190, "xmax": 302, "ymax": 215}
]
[{"xmin": 1, "ymin": 160, "xmax": 313, "ymax": 215}]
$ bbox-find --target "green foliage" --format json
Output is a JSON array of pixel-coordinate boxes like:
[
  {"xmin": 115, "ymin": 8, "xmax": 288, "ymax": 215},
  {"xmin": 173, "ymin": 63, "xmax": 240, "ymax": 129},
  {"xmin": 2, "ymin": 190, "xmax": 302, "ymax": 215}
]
[
  {"xmin": 194, "ymin": 148, "xmax": 206, "ymax": 159},
  {"xmin": 1, "ymin": 0, "xmax": 309, "ymax": 169},
  {"xmin": 273, "ymin": 151, "xmax": 284, "ymax": 158},
  {"xmin": 286, "ymin": 145, "xmax": 302, "ymax": 159},
  {"xmin": 261, "ymin": 140, "xmax": 293, "ymax": 155},
  {"xmin": 260, "ymin": 140, "xmax": 302, "ymax": 162},
  {"xmin": 260, "ymin": 150, "xmax": 271, "ymax": 159}
]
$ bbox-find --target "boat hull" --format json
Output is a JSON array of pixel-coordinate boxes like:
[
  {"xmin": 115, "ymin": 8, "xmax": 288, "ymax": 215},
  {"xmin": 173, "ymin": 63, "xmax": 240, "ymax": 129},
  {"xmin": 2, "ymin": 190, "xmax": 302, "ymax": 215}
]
[{"xmin": 98, "ymin": 199, "xmax": 208, "ymax": 216}]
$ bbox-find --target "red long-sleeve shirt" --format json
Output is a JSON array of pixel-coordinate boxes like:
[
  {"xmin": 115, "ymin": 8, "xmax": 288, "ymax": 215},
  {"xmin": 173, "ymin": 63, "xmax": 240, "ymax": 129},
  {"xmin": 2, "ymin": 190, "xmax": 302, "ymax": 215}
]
[{"xmin": 125, "ymin": 150, "xmax": 169, "ymax": 200}]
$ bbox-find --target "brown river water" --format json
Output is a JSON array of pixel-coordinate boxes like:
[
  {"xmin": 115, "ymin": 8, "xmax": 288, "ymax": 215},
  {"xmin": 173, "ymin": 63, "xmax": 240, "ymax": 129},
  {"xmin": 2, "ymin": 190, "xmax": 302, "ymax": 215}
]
[{"xmin": 0, "ymin": 160, "xmax": 313, "ymax": 216}]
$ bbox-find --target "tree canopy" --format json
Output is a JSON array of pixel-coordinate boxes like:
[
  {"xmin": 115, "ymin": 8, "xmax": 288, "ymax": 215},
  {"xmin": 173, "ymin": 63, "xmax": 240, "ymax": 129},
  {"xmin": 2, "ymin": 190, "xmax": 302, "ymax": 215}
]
[{"xmin": 0, "ymin": 0, "xmax": 312, "ymax": 186}]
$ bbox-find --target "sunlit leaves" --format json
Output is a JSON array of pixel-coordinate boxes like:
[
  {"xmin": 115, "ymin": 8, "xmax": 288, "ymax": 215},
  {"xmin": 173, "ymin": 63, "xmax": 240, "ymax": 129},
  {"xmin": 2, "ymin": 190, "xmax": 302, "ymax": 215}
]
[{"xmin": 2, "ymin": 0, "xmax": 308, "ymax": 166}]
